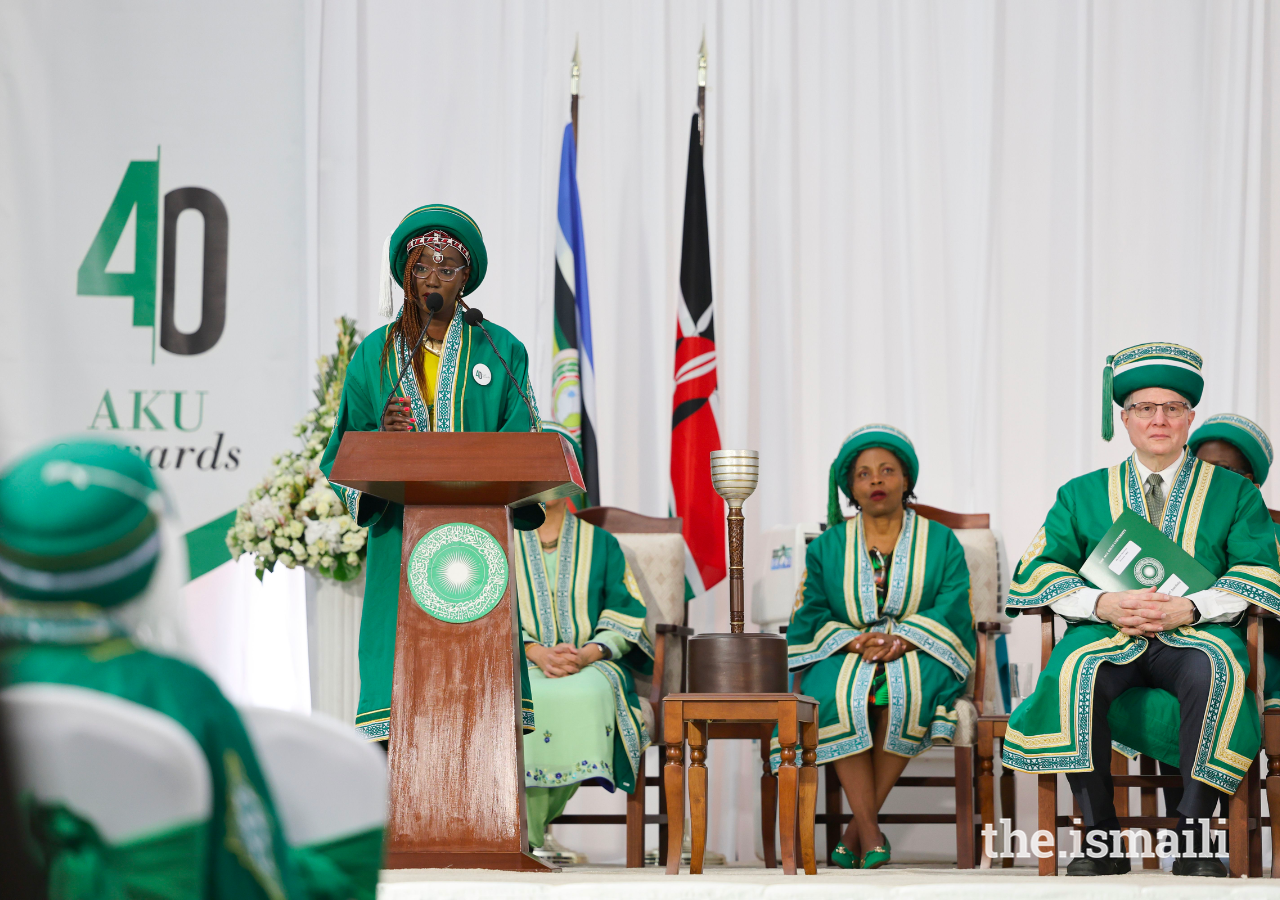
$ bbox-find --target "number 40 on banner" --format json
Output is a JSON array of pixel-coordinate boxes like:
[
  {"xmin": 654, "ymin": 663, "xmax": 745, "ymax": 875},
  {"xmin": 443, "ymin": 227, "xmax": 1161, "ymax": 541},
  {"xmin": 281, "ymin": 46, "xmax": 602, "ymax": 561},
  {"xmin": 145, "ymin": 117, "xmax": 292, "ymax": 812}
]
[{"xmin": 77, "ymin": 150, "xmax": 229, "ymax": 362}]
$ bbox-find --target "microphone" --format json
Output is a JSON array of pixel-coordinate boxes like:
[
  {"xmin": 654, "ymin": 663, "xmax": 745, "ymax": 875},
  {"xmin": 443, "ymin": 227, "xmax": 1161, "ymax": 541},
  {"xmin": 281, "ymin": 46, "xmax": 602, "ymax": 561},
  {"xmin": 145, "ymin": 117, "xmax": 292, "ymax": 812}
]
[
  {"xmin": 462, "ymin": 306, "xmax": 539, "ymax": 432},
  {"xmin": 378, "ymin": 292, "xmax": 444, "ymax": 431}
]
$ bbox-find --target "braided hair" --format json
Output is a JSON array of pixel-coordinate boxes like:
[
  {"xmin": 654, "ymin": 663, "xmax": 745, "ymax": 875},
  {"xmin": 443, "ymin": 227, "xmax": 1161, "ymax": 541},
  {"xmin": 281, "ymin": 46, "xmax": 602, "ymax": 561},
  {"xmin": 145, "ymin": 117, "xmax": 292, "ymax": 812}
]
[{"xmin": 379, "ymin": 245, "xmax": 430, "ymax": 394}]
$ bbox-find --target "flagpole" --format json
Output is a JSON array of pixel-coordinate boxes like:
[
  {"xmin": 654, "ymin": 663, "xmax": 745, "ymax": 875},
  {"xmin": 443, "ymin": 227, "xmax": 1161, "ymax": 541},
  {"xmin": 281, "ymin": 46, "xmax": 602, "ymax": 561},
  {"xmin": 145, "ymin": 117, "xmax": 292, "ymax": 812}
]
[
  {"xmin": 697, "ymin": 32, "xmax": 707, "ymax": 146},
  {"xmin": 570, "ymin": 38, "xmax": 580, "ymax": 147}
]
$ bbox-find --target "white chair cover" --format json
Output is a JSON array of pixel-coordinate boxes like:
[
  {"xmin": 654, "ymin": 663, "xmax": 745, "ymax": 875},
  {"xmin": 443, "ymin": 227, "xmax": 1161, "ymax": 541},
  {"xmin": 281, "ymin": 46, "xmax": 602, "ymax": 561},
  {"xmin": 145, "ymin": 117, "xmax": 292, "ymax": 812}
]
[
  {"xmin": 3, "ymin": 683, "xmax": 211, "ymax": 843},
  {"xmin": 238, "ymin": 706, "xmax": 387, "ymax": 846},
  {"xmin": 611, "ymin": 531, "xmax": 686, "ymax": 735}
]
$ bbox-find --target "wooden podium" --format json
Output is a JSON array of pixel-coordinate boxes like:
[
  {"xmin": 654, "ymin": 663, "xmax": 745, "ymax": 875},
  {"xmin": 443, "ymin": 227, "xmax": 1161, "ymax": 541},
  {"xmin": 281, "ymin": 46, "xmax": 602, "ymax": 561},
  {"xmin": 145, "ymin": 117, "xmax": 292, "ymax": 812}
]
[{"xmin": 328, "ymin": 431, "xmax": 585, "ymax": 871}]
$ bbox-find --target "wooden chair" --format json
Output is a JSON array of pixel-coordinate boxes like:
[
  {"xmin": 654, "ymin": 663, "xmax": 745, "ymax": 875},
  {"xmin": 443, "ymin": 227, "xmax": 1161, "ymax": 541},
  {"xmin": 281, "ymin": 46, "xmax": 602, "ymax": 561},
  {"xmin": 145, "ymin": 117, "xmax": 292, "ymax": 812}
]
[
  {"xmin": 1025, "ymin": 600, "xmax": 1264, "ymax": 877},
  {"xmin": 786, "ymin": 504, "xmax": 1014, "ymax": 868},
  {"xmin": 1260, "ymin": 507, "xmax": 1280, "ymax": 877},
  {"xmin": 547, "ymin": 506, "xmax": 692, "ymax": 867}
]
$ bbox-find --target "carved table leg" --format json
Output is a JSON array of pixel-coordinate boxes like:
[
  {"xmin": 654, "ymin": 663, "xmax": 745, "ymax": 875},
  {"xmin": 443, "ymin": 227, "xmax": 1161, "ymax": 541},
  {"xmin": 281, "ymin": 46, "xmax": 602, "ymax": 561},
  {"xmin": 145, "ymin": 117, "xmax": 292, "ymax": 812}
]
[
  {"xmin": 778, "ymin": 706, "xmax": 799, "ymax": 875},
  {"xmin": 799, "ymin": 717, "xmax": 818, "ymax": 875},
  {"xmin": 663, "ymin": 741, "xmax": 684, "ymax": 874},
  {"xmin": 760, "ymin": 735, "xmax": 778, "ymax": 868},
  {"xmin": 688, "ymin": 719, "xmax": 708, "ymax": 875}
]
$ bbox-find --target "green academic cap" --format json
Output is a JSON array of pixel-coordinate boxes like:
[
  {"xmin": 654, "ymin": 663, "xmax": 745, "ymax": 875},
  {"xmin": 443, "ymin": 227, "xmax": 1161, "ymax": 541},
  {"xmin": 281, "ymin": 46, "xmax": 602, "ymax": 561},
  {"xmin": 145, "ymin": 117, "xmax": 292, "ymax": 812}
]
[
  {"xmin": 378, "ymin": 204, "xmax": 489, "ymax": 316},
  {"xmin": 827, "ymin": 425, "xmax": 919, "ymax": 527},
  {"xmin": 1188, "ymin": 413, "xmax": 1273, "ymax": 486},
  {"xmin": 1101, "ymin": 342, "xmax": 1204, "ymax": 441},
  {"xmin": 0, "ymin": 440, "xmax": 162, "ymax": 606}
]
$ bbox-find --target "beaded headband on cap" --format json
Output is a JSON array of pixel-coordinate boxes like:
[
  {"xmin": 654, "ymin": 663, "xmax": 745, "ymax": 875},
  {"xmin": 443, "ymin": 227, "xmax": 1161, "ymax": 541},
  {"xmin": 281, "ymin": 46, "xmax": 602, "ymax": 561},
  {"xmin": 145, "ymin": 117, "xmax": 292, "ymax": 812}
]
[{"xmin": 405, "ymin": 230, "xmax": 471, "ymax": 267}]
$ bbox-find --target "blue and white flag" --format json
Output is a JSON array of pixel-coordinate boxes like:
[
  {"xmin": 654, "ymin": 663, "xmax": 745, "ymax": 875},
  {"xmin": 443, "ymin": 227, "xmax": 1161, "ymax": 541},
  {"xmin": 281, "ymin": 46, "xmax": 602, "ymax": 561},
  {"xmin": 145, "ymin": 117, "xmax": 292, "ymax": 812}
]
[{"xmin": 552, "ymin": 123, "xmax": 598, "ymax": 503}]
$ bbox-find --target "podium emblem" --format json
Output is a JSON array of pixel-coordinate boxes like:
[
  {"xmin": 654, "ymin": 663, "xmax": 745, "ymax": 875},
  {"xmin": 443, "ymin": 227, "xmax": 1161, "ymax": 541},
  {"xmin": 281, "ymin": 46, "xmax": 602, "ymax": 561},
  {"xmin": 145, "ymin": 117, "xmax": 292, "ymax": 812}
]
[{"xmin": 407, "ymin": 523, "xmax": 509, "ymax": 623}]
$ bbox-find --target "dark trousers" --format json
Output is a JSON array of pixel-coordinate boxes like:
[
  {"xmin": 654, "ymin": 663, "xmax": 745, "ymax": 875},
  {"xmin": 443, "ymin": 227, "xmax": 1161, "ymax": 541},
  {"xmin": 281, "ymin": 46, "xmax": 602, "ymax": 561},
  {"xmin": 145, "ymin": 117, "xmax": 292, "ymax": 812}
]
[{"xmin": 1065, "ymin": 638, "xmax": 1229, "ymax": 826}]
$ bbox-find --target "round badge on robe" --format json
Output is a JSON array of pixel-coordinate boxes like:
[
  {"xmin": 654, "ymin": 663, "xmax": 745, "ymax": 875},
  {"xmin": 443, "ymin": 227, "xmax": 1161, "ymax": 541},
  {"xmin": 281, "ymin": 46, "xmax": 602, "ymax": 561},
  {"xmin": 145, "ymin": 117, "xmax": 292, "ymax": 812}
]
[{"xmin": 472, "ymin": 363, "xmax": 492, "ymax": 386}]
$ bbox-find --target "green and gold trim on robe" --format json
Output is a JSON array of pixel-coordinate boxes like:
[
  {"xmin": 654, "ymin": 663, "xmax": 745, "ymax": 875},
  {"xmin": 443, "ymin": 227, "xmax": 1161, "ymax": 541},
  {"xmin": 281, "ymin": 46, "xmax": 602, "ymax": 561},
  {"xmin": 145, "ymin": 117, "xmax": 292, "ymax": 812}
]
[
  {"xmin": 514, "ymin": 514, "xmax": 654, "ymax": 791},
  {"xmin": 320, "ymin": 309, "xmax": 544, "ymax": 741},
  {"xmin": 1003, "ymin": 452, "xmax": 1280, "ymax": 792},
  {"xmin": 774, "ymin": 511, "xmax": 974, "ymax": 768}
]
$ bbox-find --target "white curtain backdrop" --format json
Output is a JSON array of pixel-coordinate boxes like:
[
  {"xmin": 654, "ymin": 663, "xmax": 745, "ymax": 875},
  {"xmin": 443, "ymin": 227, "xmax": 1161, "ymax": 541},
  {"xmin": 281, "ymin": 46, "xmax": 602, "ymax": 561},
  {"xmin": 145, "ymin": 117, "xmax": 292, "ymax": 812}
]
[{"xmin": 176, "ymin": 0, "xmax": 1280, "ymax": 865}]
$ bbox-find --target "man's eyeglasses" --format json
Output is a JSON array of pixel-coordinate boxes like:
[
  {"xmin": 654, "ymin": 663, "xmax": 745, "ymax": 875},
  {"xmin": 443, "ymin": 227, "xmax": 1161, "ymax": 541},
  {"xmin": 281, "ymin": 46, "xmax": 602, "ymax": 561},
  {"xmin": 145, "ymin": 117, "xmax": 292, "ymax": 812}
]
[
  {"xmin": 1125, "ymin": 401, "xmax": 1190, "ymax": 419},
  {"xmin": 412, "ymin": 263, "xmax": 466, "ymax": 282}
]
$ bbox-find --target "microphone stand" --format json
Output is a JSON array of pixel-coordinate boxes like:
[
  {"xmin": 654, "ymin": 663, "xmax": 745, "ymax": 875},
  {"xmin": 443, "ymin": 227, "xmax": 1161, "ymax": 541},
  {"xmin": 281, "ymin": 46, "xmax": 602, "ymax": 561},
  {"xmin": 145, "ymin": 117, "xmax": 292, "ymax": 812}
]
[{"xmin": 459, "ymin": 301, "xmax": 539, "ymax": 432}]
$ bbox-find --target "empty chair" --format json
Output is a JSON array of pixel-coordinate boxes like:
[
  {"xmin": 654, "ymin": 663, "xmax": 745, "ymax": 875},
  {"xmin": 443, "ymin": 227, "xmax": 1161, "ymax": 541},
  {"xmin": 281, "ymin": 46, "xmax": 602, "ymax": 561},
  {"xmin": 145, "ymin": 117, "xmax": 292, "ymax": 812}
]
[
  {"xmin": 4, "ymin": 683, "xmax": 212, "ymax": 900},
  {"xmin": 239, "ymin": 706, "xmax": 386, "ymax": 899}
]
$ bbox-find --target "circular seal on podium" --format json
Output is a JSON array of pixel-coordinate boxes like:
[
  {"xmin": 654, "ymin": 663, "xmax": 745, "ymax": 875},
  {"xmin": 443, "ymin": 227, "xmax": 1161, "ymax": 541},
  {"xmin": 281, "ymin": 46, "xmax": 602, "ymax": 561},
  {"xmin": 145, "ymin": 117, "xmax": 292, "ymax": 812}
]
[{"xmin": 407, "ymin": 523, "xmax": 508, "ymax": 623}]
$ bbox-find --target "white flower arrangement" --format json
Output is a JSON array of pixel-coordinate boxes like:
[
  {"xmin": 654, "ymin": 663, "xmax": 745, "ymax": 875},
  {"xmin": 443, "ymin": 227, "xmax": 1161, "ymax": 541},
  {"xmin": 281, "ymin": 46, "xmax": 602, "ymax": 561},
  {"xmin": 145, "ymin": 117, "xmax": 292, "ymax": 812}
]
[{"xmin": 226, "ymin": 317, "xmax": 367, "ymax": 582}]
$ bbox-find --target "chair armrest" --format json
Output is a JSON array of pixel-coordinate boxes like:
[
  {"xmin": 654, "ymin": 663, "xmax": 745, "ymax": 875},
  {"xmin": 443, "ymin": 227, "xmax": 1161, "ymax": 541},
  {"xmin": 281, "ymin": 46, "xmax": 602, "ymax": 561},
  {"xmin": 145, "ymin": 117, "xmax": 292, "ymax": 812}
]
[
  {"xmin": 977, "ymin": 621, "xmax": 1010, "ymax": 634},
  {"xmin": 655, "ymin": 623, "xmax": 694, "ymax": 637}
]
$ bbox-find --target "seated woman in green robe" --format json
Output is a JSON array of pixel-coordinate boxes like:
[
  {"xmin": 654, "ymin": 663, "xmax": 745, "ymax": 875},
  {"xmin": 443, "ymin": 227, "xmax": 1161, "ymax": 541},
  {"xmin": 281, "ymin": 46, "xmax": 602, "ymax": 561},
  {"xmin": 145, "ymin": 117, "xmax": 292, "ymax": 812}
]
[
  {"xmin": 318, "ymin": 204, "xmax": 544, "ymax": 742},
  {"xmin": 0, "ymin": 440, "xmax": 309, "ymax": 900},
  {"xmin": 782, "ymin": 426, "xmax": 974, "ymax": 870},
  {"xmin": 514, "ymin": 424, "xmax": 653, "ymax": 858}
]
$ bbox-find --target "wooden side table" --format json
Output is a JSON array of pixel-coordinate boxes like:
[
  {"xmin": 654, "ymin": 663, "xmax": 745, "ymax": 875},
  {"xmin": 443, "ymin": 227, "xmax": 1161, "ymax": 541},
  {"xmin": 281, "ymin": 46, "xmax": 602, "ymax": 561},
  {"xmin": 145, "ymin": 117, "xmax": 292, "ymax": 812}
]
[{"xmin": 663, "ymin": 693, "xmax": 818, "ymax": 874}]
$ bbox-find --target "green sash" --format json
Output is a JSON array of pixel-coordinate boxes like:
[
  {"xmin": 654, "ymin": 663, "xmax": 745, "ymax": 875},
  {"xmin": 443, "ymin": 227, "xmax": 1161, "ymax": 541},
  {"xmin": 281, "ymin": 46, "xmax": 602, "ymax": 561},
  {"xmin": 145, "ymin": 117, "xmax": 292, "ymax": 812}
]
[
  {"xmin": 23, "ymin": 798, "xmax": 206, "ymax": 900},
  {"xmin": 289, "ymin": 827, "xmax": 382, "ymax": 900}
]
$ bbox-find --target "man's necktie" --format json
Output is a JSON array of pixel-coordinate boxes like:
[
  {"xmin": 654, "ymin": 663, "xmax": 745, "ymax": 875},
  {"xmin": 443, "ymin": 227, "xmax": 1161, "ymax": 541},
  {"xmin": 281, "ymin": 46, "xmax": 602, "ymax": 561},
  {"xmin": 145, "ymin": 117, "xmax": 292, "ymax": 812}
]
[{"xmin": 1145, "ymin": 473, "xmax": 1165, "ymax": 525}]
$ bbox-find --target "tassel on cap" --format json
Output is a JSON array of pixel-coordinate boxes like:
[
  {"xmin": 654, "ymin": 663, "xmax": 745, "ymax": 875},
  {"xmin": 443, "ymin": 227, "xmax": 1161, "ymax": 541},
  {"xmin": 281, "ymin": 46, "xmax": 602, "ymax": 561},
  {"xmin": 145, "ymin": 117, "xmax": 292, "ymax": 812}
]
[
  {"xmin": 827, "ymin": 471, "xmax": 844, "ymax": 528},
  {"xmin": 1101, "ymin": 354, "xmax": 1115, "ymax": 442},
  {"xmin": 377, "ymin": 230, "xmax": 395, "ymax": 318}
]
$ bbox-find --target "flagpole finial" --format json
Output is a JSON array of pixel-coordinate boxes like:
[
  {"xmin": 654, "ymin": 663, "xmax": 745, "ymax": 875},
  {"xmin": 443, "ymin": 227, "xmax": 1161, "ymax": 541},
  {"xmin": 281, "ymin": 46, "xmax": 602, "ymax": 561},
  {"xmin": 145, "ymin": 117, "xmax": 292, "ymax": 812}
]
[
  {"xmin": 697, "ymin": 31, "xmax": 707, "ymax": 88},
  {"xmin": 571, "ymin": 37, "xmax": 581, "ymax": 96}
]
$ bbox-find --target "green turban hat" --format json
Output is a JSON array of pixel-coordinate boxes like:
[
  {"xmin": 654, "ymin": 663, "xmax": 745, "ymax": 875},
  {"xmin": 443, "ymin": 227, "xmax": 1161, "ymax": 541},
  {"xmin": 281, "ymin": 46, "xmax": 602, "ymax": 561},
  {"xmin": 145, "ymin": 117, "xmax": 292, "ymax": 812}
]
[
  {"xmin": 378, "ymin": 205, "xmax": 488, "ymax": 319},
  {"xmin": 827, "ymin": 425, "xmax": 919, "ymax": 527},
  {"xmin": 1102, "ymin": 342, "xmax": 1204, "ymax": 441},
  {"xmin": 0, "ymin": 440, "xmax": 162, "ymax": 606},
  {"xmin": 1188, "ymin": 413, "xmax": 1273, "ymax": 485}
]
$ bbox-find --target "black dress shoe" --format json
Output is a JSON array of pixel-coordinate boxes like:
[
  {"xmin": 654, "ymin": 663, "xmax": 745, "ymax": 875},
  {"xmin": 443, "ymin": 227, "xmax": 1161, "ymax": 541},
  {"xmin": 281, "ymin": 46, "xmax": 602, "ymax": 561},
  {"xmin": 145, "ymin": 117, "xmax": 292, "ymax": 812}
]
[
  {"xmin": 1066, "ymin": 855, "xmax": 1128, "ymax": 876},
  {"xmin": 1171, "ymin": 857, "xmax": 1227, "ymax": 877}
]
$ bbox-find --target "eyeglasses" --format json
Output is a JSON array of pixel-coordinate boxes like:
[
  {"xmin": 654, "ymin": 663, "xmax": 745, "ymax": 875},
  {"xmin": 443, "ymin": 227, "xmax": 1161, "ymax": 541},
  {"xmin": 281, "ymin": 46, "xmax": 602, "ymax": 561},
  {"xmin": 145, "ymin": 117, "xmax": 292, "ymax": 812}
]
[
  {"xmin": 412, "ymin": 263, "xmax": 466, "ymax": 282},
  {"xmin": 1125, "ymin": 401, "xmax": 1190, "ymax": 419}
]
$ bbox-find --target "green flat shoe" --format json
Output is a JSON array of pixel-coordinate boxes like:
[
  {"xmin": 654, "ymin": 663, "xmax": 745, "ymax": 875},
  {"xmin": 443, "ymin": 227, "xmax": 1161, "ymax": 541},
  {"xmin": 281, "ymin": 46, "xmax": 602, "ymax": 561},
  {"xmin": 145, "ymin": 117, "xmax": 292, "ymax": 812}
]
[
  {"xmin": 830, "ymin": 841, "xmax": 860, "ymax": 869},
  {"xmin": 861, "ymin": 832, "xmax": 891, "ymax": 870}
]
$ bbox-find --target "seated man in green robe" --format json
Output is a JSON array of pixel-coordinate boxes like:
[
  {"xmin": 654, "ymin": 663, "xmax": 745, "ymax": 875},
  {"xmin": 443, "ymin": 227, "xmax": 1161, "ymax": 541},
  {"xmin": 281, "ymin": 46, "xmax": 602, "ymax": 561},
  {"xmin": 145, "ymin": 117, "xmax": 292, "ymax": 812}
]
[
  {"xmin": 515, "ymin": 424, "xmax": 653, "ymax": 862},
  {"xmin": 1003, "ymin": 343, "xmax": 1280, "ymax": 877},
  {"xmin": 319, "ymin": 204, "xmax": 543, "ymax": 743},
  {"xmin": 0, "ymin": 440, "xmax": 305, "ymax": 900},
  {"xmin": 784, "ymin": 426, "xmax": 974, "ymax": 870}
]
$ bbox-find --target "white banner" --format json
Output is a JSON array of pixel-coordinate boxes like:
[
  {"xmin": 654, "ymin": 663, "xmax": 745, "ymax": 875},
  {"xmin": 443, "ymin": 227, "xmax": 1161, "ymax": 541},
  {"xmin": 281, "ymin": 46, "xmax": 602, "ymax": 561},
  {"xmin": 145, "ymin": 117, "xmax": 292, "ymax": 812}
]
[{"xmin": 0, "ymin": 2, "xmax": 308, "ymax": 576}]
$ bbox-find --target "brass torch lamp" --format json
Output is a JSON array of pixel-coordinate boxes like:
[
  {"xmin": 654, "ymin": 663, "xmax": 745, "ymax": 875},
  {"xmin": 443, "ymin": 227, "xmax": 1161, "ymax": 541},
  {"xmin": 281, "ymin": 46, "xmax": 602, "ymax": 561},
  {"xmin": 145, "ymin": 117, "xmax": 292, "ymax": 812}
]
[{"xmin": 686, "ymin": 450, "xmax": 788, "ymax": 693}]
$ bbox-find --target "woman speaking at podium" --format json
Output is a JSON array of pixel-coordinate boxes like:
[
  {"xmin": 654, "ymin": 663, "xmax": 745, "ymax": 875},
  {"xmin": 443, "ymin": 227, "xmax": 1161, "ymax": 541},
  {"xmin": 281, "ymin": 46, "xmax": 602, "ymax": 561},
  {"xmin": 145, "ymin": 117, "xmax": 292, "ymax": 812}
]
[{"xmin": 319, "ymin": 204, "xmax": 543, "ymax": 743}]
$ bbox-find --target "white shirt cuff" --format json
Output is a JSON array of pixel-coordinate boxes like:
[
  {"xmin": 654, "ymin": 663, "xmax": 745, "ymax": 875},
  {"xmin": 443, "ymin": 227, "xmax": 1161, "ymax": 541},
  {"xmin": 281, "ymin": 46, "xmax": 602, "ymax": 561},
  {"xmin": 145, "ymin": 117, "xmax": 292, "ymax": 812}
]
[
  {"xmin": 1050, "ymin": 587, "xmax": 1103, "ymax": 622},
  {"xmin": 1187, "ymin": 588, "xmax": 1250, "ymax": 624}
]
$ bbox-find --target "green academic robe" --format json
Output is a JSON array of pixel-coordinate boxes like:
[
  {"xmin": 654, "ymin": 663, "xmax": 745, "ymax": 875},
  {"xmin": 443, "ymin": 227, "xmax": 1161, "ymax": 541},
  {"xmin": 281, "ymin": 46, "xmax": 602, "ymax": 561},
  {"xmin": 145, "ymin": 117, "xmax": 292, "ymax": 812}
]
[
  {"xmin": 514, "ymin": 515, "xmax": 653, "ymax": 792},
  {"xmin": 2, "ymin": 621, "xmax": 301, "ymax": 900},
  {"xmin": 778, "ymin": 510, "xmax": 975, "ymax": 766},
  {"xmin": 319, "ymin": 310, "xmax": 542, "ymax": 740},
  {"xmin": 1003, "ymin": 453, "xmax": 1280, "ymax": 793}
]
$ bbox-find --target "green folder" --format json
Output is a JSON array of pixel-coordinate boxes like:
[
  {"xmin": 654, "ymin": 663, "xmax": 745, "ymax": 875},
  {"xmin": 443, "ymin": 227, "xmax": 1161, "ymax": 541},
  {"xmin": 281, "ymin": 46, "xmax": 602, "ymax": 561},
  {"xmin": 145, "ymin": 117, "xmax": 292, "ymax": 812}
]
[{"xmin": 1079, "ymin": 509, "xmax": 1216, "ymax": 596}]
